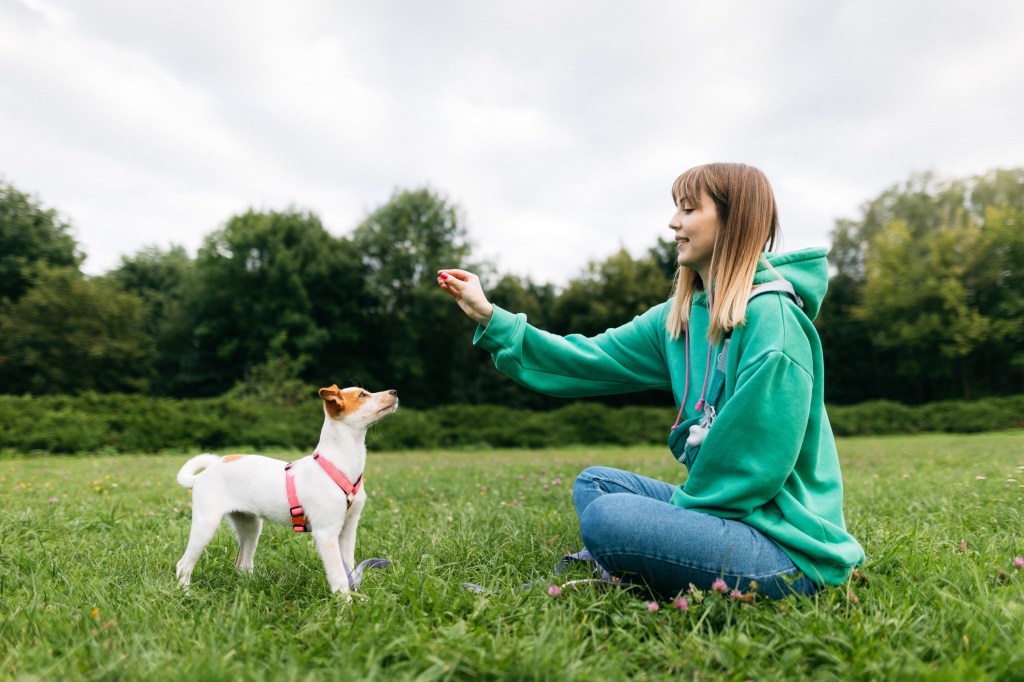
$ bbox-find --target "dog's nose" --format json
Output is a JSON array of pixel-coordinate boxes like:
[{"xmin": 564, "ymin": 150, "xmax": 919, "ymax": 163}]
[{"xmin": 388, "ymin": 390, "xmax": 397, "ymax": 396}]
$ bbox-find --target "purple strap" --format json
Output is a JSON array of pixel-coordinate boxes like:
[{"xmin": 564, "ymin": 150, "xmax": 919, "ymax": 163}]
[
  {"xmin": 461, "ymin": 548, "xmax": 616, "ymax": 593},
  {"xmin": 343, "ymin": 557, "xmax": 391, "ymax": 590},
  {"xmin": 554, "ymin": 548, "xmax": 614, "ymax": 582}
]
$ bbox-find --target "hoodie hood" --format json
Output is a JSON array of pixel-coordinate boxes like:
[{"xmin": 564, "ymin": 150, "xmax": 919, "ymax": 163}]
[{"xmin": 753, "ymin": 248, "xmax": 829, "ymax": 320}]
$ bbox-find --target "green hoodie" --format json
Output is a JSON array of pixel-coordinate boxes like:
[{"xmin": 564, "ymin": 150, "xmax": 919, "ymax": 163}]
[{"xmin": 473, "ymin": 248, "xmax": 865, "ymax": 586}]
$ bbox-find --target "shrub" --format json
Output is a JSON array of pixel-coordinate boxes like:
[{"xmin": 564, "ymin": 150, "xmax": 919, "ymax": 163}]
[{"xmin": 0, "ymin": 393, "xmax": 1020, "ymax": 454}]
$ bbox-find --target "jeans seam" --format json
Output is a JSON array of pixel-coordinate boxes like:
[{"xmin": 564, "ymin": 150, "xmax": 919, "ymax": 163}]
[
  {"xmin": 591, "ymin": 475, "xmax": 642, "ymax": 497},
  {"xmin": 596, "ymin": 547, "xmax": 801, "ymax": 583}
]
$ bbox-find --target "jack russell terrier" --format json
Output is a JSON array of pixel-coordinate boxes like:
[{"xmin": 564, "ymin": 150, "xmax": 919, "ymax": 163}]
[{"xmin": 175, "ymin": 385, "xmax": 398, "ymax": 597}]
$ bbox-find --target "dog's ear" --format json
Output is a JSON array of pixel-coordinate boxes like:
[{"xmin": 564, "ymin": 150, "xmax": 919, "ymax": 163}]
[
  {"xmin": 318, "ymin": 385, "xmax": 341, "ymax": 401},
  {"xmin": 319, "ymin": 385, "xmax": 344, "ymax": 417}
]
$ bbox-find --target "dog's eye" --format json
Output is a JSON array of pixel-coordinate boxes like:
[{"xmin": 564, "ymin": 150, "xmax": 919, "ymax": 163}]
[{"xmin": 359, "ymin": 391, "xmax": 370, "ymax": 399}]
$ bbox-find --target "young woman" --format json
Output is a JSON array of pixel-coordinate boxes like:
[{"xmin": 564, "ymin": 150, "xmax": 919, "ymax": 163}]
[{"xmin": 437, "ymin": 163, "xmax": 864, "ymax": 598}]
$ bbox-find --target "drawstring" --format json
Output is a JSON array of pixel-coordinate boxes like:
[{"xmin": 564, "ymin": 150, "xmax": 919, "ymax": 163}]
[
  {"xmin": 693, "ymin": 343, "xmax": 714, "ymax": 413},
  {"xmin": 670, "ymin": 325, "xmax": 691, "ymax": 430},
  {"xmin": 670, "ymin": 292, "xmax": 715, "ymax": 431}
]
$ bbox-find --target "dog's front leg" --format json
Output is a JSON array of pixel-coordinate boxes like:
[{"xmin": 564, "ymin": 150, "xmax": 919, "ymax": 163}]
[
  {"xmin": 339, "ymin": 497, "xmax": 365, "ymax": 573},
  {"xmin": 312, "ymin": 528, "xmax": 351, "ymax": 598}
]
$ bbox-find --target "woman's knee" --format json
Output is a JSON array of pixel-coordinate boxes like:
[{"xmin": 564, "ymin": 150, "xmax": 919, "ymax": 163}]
[
  {"xmin": 578, "ymin": 493, "xmax": 634, "ymax": 553},
  {"xmin": 572, "ymin": 466, "xmax": 618, "ymax": 514}
]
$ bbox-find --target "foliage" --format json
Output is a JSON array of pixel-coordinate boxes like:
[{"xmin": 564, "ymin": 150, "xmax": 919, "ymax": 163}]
[
  {"xmin": 2, "ymin": 168, "xmax": 1023, "ymax": 409},
  {"xmin": 0, "ymin": 180, "xmax": 82, "ymax": 303},
  {"xmin": 1, "ymin": 391, "xmax": 1021, "ymax": 454},
  {"xmin": 550, "ymin": 247, "xmax": 672, "ymax": 337},
  {"xmin": 106, "ymin": 245, "xmax": 196, "ymax": 395},
  {"xmin": 821, "ymin": 168, "xmax": 1024, "ymax": 403},
  {"xmin": 0, "ymin": 266, "xmax": 153, "ymax": 394},
  {"xmin": 226, "ymin": 332, "xmax": 315, "ymax": 408},
  {"xmin": 180, "ymin": 209, "xmax": 370, "ymax": 396},
  {"xmin": 2, "ymin": 433, "xmax": 1024, "ymax": 679},
  {"xmin": 349, "ymin": 188, "xmax": 489, "ymax": 406}
]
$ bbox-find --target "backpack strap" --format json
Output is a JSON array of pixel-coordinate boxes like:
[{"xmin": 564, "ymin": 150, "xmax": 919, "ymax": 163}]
[{"xmin": 748, "ymin": 279, "xmax": 803, "ymax": 308}]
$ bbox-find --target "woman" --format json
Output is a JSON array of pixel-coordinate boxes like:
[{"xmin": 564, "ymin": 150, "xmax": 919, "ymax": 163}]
[{"xmin": 437, "ymin": 163, "xmax": 864, "ymax": 599}]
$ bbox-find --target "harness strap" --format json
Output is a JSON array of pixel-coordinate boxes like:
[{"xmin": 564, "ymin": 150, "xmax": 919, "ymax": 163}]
[
  {"xmin": 285, "ymin": 452, "xmax": 364, "ymax": 533},
  {"xmin": 284, "ymin": 461, "xmax": 308, "ymax": 532},
  {"xmin": 313, "ymin": 452, "xmax": 363, "ymax": 506}
]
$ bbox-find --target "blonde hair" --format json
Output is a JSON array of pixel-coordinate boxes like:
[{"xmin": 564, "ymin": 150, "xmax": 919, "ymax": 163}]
[{"xmin": 666, "ymin": 163, "xmax": 779, "ymax": 342}]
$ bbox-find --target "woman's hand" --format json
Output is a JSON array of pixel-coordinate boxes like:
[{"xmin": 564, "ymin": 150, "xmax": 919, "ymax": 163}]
[{"xmin": 436, "ymin": 269, "xmax": 494, "ymax": 326}]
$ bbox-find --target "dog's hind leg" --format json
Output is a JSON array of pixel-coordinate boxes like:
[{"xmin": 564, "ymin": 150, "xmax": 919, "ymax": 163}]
[
  {"xmin": 227, "ymin": 512, "xmax": 262, "ymax": 575},
  {"xmin": 176, "ymin": 512, "xmax": 222, "ymax": 588}
]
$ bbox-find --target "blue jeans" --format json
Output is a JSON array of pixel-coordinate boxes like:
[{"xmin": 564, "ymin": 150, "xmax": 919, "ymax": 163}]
[{"xmin": 573, "ymin": 466, "xmax": 819, "ymax": 599}]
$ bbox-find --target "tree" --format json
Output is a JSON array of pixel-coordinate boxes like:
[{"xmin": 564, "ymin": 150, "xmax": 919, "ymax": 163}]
[
  {"xmin": 551, "ymin": 247, "xmax": 672, "ymax": 337},
  {"xmin": 0, "ymin": 181, "xmax": 82, "ymax": 303},
  {"xmin": 180, "ymin": 209, "xmax": 370, "ymax": 396},
  {"xmin": 107, "ymin": 245, "xmax": 195, "ymax": 395},
  {"xmin": 0, "ymin": 266, "xmax": 152, "ymax": 394},
  {"xmin": 350, "ymin": 188, "xmax": 483, "ymax": 406},
  {"xmin": 828, "ymin": 168, "xmax": 1024, "ymax": 401}
]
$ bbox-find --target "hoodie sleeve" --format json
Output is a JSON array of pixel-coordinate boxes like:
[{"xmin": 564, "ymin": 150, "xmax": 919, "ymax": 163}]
[
  {"xmin": 671, "ymin": 349, "xmax": 813, "ymax": 518},
  {"xmin": 472, "ymin": 304, "xmax": 672, "ymax": 397}
]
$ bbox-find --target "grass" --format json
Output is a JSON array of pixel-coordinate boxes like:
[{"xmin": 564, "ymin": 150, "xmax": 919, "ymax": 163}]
[{"xmin": 1, "ymin": 431, "xmax": 1023, "ymax": 680}]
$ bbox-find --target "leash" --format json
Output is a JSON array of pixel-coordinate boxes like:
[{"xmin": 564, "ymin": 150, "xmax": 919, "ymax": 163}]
[
  {"xmin": 346, "ymin": 557, "xmax": 391, "ymax": 590},
  {"xmin": 461, "ymin": 548, "xmax": 624, "ymax": 594}
]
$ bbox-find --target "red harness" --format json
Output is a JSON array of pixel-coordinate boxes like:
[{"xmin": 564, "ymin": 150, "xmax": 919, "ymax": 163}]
[{"xmin": 284, "ymin": 451, "xmax": 363, "ymax": 533}]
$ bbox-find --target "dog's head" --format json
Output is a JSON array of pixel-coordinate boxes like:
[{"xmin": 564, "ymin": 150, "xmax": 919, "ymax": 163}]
[{"xmin": 318, "ymin": 385, "xmax": 399, "ymax": 429}]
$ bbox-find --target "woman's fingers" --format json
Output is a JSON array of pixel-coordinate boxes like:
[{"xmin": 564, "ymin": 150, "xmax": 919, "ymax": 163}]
[
  {"xmin": 437, "ymin": 268, "xmax": 493, "ymax": 325},
  {"xmin": 436, "ymin": 270, "xmax": 473, "ymax": 292}
]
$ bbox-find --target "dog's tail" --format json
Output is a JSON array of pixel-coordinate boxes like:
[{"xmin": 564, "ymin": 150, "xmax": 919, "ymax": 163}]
[{"xmin": 176, "ymin": 454, "xmax": 222, "ymax": 488}]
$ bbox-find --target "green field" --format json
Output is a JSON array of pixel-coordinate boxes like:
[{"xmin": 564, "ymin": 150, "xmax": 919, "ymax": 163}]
[{"xmin": 2, "ymin": 432, "xmax": 1023, "ymax": 680}]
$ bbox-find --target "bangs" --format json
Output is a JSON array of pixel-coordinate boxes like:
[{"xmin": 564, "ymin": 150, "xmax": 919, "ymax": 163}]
[{"xmin": 671, "ymin": 166, "xmax": 710, "ymax": 207}]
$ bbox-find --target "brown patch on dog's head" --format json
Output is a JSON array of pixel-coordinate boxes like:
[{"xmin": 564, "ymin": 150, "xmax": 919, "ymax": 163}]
[
  {"xmin": 222, "ymin": 454, "xmax": 247, "ymax": 463},
  {"xmin": 319, "ymin": 385, "xmax": 374, "ymax": 419}
]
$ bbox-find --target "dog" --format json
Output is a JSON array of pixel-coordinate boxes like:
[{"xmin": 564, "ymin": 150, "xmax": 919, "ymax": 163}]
[{"xmin": 174, "ymin": 385, "xmax": 398, "ymax": 597}]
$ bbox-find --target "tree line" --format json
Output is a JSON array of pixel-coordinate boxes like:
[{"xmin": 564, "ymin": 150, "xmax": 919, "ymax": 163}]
[{"xmin": 1, "ymin": 168, "xmax": 1021, "ymax": 409}]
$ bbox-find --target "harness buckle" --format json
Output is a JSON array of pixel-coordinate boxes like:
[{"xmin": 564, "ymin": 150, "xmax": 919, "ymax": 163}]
[
  {"xmin": 290, "ymin": 504, "xmax": 304, "ymax": 517},
  {"xmin": 292, "ymin": 523, "xmax": 308, "ymax": 533},
  {"xmin": 346, "ymin": 493, "xmax": 355, "ymax": 508}
]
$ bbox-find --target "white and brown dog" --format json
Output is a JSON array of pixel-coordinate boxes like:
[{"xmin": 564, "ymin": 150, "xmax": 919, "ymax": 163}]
[{"xmin": 175, "ymin": 385, "xmax": 398, "ymax": 597}]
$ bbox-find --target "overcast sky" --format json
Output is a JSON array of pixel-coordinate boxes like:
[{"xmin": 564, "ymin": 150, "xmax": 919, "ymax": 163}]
[{"xmin": 2, "ymin": 0, "xmax": 1022, "ymax": 285}]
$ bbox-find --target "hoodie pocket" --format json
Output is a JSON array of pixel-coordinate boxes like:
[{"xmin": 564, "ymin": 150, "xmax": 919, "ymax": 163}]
[{"xmin": 668, "ymin": 415, "xmax": 704, "ymax": 467}]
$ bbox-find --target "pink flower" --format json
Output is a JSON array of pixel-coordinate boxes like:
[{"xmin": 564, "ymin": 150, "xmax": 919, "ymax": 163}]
[
  {"xmin": 646, "ymin": 601, "xmax": 659, "ymax": 612},
  {"xmin": 712, "ymin": 578, "xmax": 729, "ymax": 593},
  {"xmin": 1013, "ymin": 556, "xmax": 1024, "ymax": 569},
  {"xmin": 729, "ymin": 589, "xmax": 743, "ymax": 600},
  {"xmin": 547, "ymin": 585, "xmax": 561, "ymax": 596},
  {"xmin": 552, "ymin": 478, "xmax": 562, "ymax": 486},
  {"xmin": 48, "ymin": 497, "xmax": 59, "ymax": 504},
  {"xmin": 673, "ymin": 596, "xmax": 689, "ymax": 611},
  {"xmin": 848, "ymin": 590, "xmax": 860, "ymax": 603}
]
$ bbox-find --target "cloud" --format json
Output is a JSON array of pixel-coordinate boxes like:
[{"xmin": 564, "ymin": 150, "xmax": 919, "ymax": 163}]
[{"xmin": 1, "ymin": 0, "xmax": 1022, "ymax": 284}]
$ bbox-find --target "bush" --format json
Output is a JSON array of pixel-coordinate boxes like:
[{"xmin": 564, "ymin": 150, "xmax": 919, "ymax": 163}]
[{"xmin": 0, "ymin": 393, "xmax": 1021, "ymax": 454}]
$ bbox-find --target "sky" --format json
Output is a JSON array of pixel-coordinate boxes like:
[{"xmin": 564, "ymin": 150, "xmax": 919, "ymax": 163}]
[{"xmin": 2, "ymin": 0, "xmax": 1022, "ymax": 285}]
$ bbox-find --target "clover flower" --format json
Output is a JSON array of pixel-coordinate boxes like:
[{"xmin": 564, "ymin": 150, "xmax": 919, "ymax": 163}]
[
  {"xmin": 547, "ymin": 585, "xmax": 561, "ymax": 596},
  {"xmin": 674, "ymin": 596, "xmax": 689, "ymax": 611},
  {"xmin": 711, "ymin": 578, "xmax": 729, "ymax": 593},
  {"xmin": 646, "ymin": 601, "xmax": 659, "ymax": 612},
  {"xmin": 1013, "ymin": 556, "xmax": 1024, "ymax": 569}
]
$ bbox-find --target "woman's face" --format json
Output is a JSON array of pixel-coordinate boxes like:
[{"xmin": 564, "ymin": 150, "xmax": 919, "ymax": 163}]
[{"xmin": 669, "ymin": 188, "xmax": 721, "ymax": 281}]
